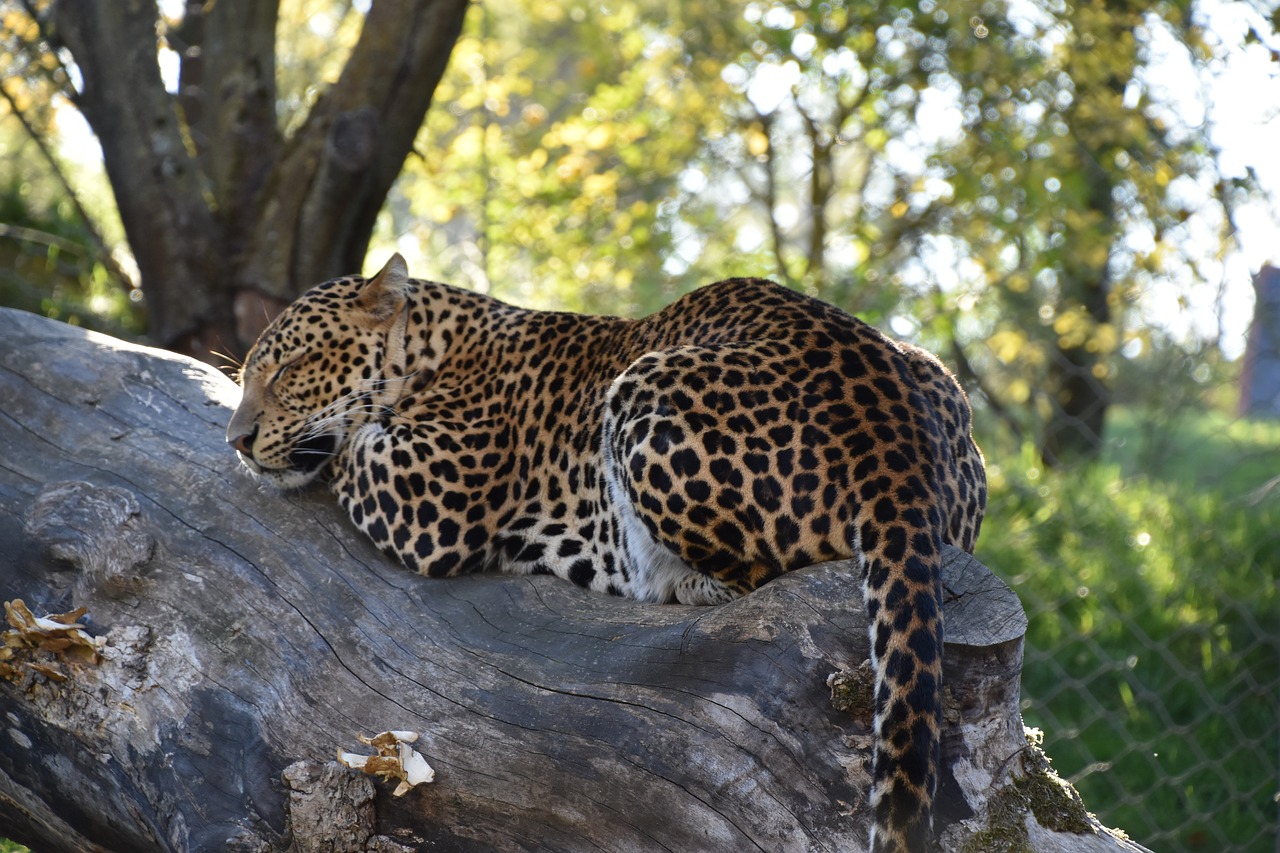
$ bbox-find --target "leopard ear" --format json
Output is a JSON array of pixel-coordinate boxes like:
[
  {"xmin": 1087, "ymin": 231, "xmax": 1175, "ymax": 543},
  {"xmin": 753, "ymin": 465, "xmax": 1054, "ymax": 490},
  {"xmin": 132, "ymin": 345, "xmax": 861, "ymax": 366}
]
[{"xmin": 357, "ymin": 253, "xmax": 412, "ymax": 320}]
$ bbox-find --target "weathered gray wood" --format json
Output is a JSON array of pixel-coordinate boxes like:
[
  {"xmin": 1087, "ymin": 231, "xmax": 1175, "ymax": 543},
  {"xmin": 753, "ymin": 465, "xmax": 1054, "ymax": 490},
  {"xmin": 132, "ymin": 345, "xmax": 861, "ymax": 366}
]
[{"xmin": 0, "ymin": 308, "xmax": 1148, "ymax": 852}]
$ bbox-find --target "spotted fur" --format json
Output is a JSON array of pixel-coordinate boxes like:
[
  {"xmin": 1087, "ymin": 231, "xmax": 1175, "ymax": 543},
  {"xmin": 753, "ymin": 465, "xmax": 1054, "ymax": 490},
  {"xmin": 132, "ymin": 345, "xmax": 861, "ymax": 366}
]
[{"xmin": 227, "ymin": 254, "xmax": 986, "ymax": 851}]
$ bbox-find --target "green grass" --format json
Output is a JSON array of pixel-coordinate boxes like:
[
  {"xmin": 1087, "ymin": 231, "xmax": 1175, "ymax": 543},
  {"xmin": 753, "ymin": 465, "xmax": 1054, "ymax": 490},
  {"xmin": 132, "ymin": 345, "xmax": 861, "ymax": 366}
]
[
  {"xmin": 1107, "ymin": 406, "xmax": 1280, "ymax": 498},
  {"xmin": 976, "ymin": 411, "xmax": 1280, "ymax": 852}
]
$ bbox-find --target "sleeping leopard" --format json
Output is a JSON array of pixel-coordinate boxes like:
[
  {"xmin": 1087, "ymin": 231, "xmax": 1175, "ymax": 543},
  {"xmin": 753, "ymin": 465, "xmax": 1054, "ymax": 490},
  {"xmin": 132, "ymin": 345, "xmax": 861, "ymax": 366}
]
[{"xmin": 227, "ymin": 254, "xmax": 986, "ymax": 853}]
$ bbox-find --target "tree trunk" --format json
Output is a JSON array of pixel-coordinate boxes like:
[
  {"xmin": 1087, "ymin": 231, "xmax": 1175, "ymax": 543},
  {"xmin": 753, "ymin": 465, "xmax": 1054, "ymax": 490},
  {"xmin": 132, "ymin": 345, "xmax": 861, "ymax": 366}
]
[
  {"xmin": 46, "ymin": 0, "xmax": 470, "ymax": 362},
  {"xmin": 1038, "ymin": 105, "xmax": 1121, "ymax": 469},
  {"xmin": 0, "ymin": 308, "xmax": 1149, "ymax": 853}
]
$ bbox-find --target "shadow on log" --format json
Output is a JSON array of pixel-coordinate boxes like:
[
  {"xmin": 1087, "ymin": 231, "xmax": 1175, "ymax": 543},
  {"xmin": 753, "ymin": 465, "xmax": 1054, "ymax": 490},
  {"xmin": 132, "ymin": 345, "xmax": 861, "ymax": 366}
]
[{"xmin": 0, "ymin": 308, "xmax": 1149, "ymax": 852}]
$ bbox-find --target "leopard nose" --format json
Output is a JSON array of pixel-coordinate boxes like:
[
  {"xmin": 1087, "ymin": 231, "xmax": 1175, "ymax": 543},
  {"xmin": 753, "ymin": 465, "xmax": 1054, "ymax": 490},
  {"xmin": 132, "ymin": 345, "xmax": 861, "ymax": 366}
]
[{"xmin": 228, "ymin": 425, "xmax": 259, "ymax": 456}]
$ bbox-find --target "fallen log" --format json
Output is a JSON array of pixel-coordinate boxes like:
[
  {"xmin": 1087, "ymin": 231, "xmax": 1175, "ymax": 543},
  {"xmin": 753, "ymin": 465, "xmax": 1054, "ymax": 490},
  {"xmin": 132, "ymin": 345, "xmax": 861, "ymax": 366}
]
[{"xmin": 0, "ymin": 307, "xmax": 1148, "ymax": 852}]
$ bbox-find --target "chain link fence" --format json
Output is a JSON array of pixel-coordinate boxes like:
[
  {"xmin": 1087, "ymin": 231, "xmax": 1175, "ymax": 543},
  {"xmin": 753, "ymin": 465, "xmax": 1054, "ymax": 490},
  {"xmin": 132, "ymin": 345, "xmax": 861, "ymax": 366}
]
[
  {"xmin": 969, "ymin": 271, "xmax": 1280, "ymax": 852},
  {"xmin": 1017, "ymin": 566, "xmax": 1278, "ymax": 852}
]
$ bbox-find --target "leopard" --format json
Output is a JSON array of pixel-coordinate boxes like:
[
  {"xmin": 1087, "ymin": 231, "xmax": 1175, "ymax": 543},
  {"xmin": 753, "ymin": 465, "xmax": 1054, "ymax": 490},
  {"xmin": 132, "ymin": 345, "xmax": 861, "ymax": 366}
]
[{"xmin": 227, "ymin": 253, "xmax": 986, "ymax": 853}]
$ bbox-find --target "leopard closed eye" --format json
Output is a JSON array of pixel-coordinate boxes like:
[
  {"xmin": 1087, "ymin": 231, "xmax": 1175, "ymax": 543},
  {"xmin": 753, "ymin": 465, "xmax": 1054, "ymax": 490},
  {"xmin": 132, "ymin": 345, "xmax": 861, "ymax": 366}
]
[{"xmin": 227, "ymin": 253, "xmax": 987, "ymax": 853}]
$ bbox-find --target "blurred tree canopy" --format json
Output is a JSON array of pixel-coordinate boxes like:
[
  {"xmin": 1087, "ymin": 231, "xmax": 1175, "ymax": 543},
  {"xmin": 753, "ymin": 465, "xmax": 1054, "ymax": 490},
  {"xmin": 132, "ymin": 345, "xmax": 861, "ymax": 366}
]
[{"xmin": 2, "ymin": 0, "xmax": 1277, "ymax": 464}]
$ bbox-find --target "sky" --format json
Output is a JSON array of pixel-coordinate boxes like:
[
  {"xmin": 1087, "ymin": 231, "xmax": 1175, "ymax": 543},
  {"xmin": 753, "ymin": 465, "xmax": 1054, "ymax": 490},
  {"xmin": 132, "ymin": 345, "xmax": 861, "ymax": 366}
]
[{"xmin": 1177, "ymin": 0, "xmax": 1280, "ymax": 356}]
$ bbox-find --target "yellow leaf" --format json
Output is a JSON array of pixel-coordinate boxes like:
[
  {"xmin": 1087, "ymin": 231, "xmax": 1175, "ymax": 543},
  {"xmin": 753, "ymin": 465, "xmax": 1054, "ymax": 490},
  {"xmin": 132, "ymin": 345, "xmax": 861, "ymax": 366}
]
[
  {"xmin": 451, "ymin": 126, "xmax": 484, "ymax": 160},
  {"xmin": 988, "ymin": 330, "xmax": 1026, "ymax": 364},
  {"xmin": 1006, "ymin": 378, "xmax": 1031, "ymax": 404},
  {"xmin": 584, "ymin": 125, "xmax": 613, "ymax": 151},
  {"xmin": 583, "ymin": 172, "xmax": 617, "ymax": 198},
  {"xmin": 850, "ymin": 239, "xmax": 869, "ymax": 266},
  {"xmin": 556, "ymin": 153, "xmax": 588, "ymax": 180},
  {"xmin": 557, "ymin": 123, "xmax": 587, "ymax": 148}
]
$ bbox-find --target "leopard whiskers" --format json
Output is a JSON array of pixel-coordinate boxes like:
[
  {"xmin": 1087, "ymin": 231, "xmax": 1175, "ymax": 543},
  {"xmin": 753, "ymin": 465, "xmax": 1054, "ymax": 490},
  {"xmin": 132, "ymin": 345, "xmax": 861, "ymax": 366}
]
[{"xmin": 296, "ymin": 371, "xmax": 419, "ymax": 445}]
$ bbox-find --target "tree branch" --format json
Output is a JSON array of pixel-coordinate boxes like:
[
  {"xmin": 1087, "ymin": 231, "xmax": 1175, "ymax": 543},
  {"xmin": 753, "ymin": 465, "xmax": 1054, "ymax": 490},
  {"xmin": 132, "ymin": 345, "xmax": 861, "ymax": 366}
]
[
  {"xmin": 246, "ymin": 0, "xmax": 471, "ymax": 299},
  {"xmin": 752, "ymin": 110, "xmax": 795, "ymax": 287},
  {"xmin": 793, "ymin": 95, "xmax": 832, "ymax": 288},
  {"xmin": 0, "ymin": 80, "xmax": 135, "ymax": 292},
  {"xmin": 174, "ymin": 0, "xmax": 282, "ymax": 231}
]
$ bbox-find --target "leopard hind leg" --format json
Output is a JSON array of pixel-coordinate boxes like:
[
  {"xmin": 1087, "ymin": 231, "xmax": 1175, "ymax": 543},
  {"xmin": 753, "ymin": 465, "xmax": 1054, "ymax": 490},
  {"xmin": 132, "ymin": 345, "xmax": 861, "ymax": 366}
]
[{"xmin": 602, "ymin": 342, "xmax": 844, "ymax": 603}]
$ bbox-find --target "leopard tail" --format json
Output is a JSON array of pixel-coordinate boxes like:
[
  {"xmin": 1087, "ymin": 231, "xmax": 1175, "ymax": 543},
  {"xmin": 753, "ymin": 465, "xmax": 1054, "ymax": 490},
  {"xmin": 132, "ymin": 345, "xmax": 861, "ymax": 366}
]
[{"xmin": 859, "ymin": 514, "xmax": 945, "ymax": 853}]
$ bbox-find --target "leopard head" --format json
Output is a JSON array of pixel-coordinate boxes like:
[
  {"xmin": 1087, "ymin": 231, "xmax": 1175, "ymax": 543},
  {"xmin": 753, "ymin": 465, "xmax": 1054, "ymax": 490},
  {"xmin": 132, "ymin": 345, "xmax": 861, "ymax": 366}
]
[{"xmin": 226, "ymin": 254, "xmax": 413, "ymax": 489}]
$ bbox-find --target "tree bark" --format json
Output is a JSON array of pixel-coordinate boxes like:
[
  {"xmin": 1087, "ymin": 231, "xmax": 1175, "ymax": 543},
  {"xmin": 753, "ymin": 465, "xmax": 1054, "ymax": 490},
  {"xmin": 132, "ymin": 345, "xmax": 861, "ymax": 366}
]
[
  {"xmin": 45, "ymin": 0, "xmax": 470, "ymax": 362},
  {"xmin": 0, "ymin": 309, "xmax": 1149, "ymax": 853},
  {"xmin": 1038, "ymin": 87, "xmax": 1123, "ymax": 469}
]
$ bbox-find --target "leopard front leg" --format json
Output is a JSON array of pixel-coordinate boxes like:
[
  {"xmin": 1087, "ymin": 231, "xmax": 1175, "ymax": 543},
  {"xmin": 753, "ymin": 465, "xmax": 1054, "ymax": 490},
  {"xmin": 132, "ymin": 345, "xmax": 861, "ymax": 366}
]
[
  {"xmin": 332, "ymin": 419, "xmax": 499, "ymax": 577},
  {"xmin": 335, "ymin": 418, "xmax": 627, "ymax": 594}
]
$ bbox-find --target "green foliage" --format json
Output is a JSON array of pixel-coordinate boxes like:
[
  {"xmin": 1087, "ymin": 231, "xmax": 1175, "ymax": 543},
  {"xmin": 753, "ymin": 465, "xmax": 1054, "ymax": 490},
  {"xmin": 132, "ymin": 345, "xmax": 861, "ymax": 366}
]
[
  {"xmin": 379, "ymin": 0, "xmax": 1266, "ymax": 466},
  {"xmin": 390, "ymin": 0, "xmax": 737, "ymax": 315},
  {"xmin": 978, "ymin": 412, "xmax": 1280, "ymax": 852},
  {"xmin": 925, "ymin": 0, "xmax": 1222, "ymax": 462},
  {"xmin": 1, "ymin": 5, "xmax": 142, "ymax": 337},
  {"xmin": 0, "ymin": 137, "xmax": 143, "ymax": 338},
  {"xmin": 272, "ymin": 0, "xmax": 366, "ymax": 134},
  {"xmin": 1107, "ymin": 404, "xmax": 1280, "ymax": 498}
]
